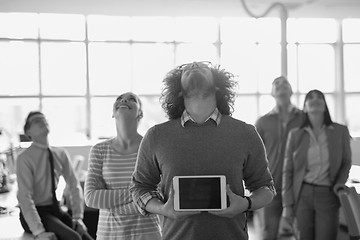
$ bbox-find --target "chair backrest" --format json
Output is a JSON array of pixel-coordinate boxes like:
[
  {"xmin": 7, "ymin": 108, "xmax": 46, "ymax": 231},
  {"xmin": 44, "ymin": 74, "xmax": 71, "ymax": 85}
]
[
  {"xmin": 335, "ymin": 184, "xmax": 360, "ymax": 238},
  {"xmin": 72, "ymin": 155, "xmax": 85, "ymax": 175}
]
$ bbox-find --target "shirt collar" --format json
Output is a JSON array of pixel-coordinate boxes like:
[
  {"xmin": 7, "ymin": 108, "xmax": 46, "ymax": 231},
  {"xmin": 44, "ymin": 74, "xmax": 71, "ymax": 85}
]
[
  {"xmin": 32, "ymin": 141, "xmax": 50, "ymax": 150},
  {"xmin": 181, "ymin": 108, "xmax": 222, "ymax": 127},
  {"xmin": 271, "ymin": 104, "xmax": 296, "ymax": 114},
  {"xmin": 304, "ymin": 124, "xmax": 335, "ymax": 133}
]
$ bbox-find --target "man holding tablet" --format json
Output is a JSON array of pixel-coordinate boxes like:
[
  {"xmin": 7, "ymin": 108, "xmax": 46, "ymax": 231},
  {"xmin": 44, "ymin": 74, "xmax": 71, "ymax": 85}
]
[
  {"xmin": 130, "ymin": 61, "xmax": 276, "ymax": 240},
  {"xmin": 173, "ymin": 175, "xmax": 227, "ymax": 212}
]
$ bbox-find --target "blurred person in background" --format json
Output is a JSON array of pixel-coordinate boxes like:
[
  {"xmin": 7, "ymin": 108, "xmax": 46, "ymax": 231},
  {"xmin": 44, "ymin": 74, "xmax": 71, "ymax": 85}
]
[
  {"xmin": 255, "ymin": 76, "xmax": 304, "ymax": 240},
  {"xmin": 282, "ymin": 89, "xmax": 352, "ymax": 240},
  {"xmin": 17, "ymin": 111, "xmax": 93, "ymax": 240}
]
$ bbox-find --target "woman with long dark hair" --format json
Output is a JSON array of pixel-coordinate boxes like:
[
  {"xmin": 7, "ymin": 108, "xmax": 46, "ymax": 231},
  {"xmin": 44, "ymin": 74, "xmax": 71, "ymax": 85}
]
[{"xmin": 282, "ymin": 89, "xmax": 352, "ymax": 240}]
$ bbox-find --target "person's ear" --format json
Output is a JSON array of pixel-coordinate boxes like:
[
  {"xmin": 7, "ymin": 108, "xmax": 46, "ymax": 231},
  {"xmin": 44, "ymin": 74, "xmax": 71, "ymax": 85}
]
[
  {"xmin": 271, "ymin": 87, "xmax": 276, "ymax": 97},
  {"xmin": 25, "ymin": 130, "xmax": 32, "ymax": 140},
  {"xmin": 137, "ymin": 110, "xmax": 143, "ymax": 120}
]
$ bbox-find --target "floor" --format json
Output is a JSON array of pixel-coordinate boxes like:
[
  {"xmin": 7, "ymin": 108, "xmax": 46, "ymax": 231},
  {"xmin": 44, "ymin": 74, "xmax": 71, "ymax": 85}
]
[
  {"xmin": 1, "ymin": 208, "xmax": 260, "ymax": 240},
  {"xmin": 0, "ymin": 211, "xmax": 260, "ymax": 240},
  {"xmin": 247, "ymin": 211, "xmax": 352, "ymax": 240},
  {"xmin": 0, "ymin": 209, "xmax": 353, "ymax": 240},
  {"xmin": 0, "ymin": 181, "xmax": 353, "ymax": 240}
]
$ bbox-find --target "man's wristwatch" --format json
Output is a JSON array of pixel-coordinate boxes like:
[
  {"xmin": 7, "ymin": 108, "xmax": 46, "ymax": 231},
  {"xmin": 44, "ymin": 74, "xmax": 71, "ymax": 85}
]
[{"xmin": 244, "ymin": 196, "xmax": 252, "ymax": 212}]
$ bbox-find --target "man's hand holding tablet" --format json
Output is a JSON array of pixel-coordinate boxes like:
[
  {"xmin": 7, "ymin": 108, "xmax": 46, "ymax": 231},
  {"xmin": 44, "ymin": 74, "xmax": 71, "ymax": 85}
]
[
  {"xmin": 156, "ymin": 185, "xmax": 200, "ymax": 220},
  {"xmin": 209, "ymin": 184, "xmax": 251, "ymax": 218}
]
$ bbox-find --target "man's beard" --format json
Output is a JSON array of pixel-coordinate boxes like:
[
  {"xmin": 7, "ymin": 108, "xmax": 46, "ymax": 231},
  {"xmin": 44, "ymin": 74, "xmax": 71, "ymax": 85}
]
[{"xmin": 181, "ymin": 72, "xmax": 216, "ymax": 98}]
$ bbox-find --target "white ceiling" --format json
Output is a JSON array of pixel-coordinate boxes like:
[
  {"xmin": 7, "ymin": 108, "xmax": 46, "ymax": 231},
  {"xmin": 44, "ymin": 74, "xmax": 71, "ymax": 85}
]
[
  {"xmin": 238, "ymin": 0, "xmax": 360, "ymax": 17},
  {"xmin": 1, "ymin": 0, "xmax": 360, "ymax": 18}
]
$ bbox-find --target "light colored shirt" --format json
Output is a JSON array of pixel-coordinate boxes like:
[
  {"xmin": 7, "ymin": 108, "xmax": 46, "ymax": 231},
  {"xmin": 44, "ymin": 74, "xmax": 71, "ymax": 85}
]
[
  {"xmin": 255, "ymin": 105, "xmax": 304, "ymax": 191},
  {"xmin": 181, "ymin": 107, "xmax": 221, "ymax": 127},
  {"xmin": 273, "ymin": 104, "xmax": 297, "ymax": 128},
  {"xmin": 304, "ymin": 126, "xmax": 331, "ymax": 186},
  {"xmin": 84, "ymin": 138, "xmax": 161, "ymax": 240},
  {"xmin": 16, "ymin": 142, "xmax": 84, "ymax": 236}
]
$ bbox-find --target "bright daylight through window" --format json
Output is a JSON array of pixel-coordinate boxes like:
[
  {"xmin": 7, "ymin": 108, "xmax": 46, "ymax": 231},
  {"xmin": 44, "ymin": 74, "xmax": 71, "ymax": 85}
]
[{"xmin": 0, "ymin": 13, "xmax": 360, "ymax": 151}]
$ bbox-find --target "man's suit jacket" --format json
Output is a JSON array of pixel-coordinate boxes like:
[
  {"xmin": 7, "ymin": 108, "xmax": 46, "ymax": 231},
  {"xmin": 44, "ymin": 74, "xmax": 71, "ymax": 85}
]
[{"xmin": 282, "ymin": 123, "xmax": 352, "ymax": 208}]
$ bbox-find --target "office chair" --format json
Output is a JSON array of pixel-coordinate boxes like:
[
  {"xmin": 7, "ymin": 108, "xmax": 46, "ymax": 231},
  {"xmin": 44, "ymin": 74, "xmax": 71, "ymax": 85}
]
[{"xmin": 334, "ymin": 184, "xmax": 360, "ymax": 240}]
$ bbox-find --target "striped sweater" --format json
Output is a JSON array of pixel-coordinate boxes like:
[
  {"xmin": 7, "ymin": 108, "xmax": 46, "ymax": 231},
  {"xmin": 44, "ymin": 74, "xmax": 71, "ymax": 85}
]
[{"xmin": 84, "ymin": 138, "xmax": 161, "ymax": 240}]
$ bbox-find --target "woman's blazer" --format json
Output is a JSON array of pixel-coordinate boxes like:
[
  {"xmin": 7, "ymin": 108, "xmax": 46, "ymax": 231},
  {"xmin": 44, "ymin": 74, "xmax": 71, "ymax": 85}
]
[{"xmin": 282, "ymin": 123, "xmax": 352, "ymax": 208}]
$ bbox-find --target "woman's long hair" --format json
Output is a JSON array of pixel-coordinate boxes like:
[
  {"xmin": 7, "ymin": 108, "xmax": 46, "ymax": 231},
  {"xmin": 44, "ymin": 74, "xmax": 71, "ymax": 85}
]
[
  {"xmin": 300, "ymin": 89, "xmax": 333, "ymax": 128},
  {"xmin": 160, "ymin": 64, "xmax": 238, "ymax": 120}
]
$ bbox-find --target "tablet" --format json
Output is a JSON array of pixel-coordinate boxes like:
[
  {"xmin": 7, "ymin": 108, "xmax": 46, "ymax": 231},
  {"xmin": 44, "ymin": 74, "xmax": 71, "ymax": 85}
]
[{"xmin": 173, "ymin": 175, "xmax": 227, "ymax": 211}]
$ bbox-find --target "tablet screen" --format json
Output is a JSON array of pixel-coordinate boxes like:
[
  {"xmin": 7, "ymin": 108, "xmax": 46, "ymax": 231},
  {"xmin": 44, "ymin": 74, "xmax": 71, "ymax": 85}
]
[{"xmin": 173, "ymin": 175, "xmax": 226, "ymax": 211}]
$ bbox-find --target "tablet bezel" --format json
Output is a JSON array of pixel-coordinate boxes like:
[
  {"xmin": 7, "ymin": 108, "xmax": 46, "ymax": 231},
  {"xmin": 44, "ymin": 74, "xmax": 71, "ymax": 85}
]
[{"xmin": 173, "ymin": 175, "xmax": 227, "ymax": 212}]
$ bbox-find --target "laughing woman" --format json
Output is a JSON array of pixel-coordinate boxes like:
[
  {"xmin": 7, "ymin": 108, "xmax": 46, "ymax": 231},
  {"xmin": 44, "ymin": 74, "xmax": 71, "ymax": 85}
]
[
  {"xmin": 282, "ymin": 89, "xmax": 352, "ymax": 240},
  {"xmin": 84, "ymin": 92, "xmax": 161, "ymax": 240}
]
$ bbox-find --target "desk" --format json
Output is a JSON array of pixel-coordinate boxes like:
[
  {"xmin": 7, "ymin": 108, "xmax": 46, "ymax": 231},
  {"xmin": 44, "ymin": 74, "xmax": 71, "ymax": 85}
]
[
  {"xmin": 346, "ymin": 165, "xmax": 360, "ymax": 193},
  {"xmin": 0, "ymin": 176, "xmax": 98, "ymax": 240},
  {"xmin": 0, "ymin": 174, "xmax": 18, "ymax": 210},
  {"xmin": 0, "ymin": 176, "xmax": 33, "ymax": 239}
]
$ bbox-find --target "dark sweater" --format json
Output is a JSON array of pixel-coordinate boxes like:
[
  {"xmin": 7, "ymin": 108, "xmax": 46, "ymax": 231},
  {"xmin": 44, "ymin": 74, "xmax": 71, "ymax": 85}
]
[
  {"xmin": 131, "ymin": 115, "xmax": 274, "ymax": 240},
  {"xmin": 255, "ymin": 107, "xmax": 304, "ymax": 192}
]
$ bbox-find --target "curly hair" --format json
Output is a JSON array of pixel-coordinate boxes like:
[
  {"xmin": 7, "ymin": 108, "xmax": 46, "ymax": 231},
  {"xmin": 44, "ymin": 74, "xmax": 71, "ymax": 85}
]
[{"xmin": 160, "ymin": 64, "xmax": 238, "ymax": 119}]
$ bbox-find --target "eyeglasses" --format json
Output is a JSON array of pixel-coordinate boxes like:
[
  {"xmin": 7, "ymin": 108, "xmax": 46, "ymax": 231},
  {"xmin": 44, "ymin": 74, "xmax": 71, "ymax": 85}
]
[{"xmin": 178, "ymin": 61, "xmax": 213, "ymax": 72}]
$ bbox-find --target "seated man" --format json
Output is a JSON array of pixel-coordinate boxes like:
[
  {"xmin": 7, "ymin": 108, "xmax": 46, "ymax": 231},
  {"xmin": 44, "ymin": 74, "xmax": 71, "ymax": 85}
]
[{"xmin": 16, "ymin": 111, "xmax": 93, "ymax": 240}]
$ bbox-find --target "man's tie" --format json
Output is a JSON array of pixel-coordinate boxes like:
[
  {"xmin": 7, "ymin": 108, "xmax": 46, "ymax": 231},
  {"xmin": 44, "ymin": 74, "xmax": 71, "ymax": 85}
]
[{"xmin": 48, "ymin": 148, "xmax": 59, "ymax": 209}]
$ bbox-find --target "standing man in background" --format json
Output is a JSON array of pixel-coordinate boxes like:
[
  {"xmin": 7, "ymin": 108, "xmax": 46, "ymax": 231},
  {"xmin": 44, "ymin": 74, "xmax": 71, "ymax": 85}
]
[{"xmin": 255, "ymin": 76, "xmax": 304, "ymax": 240}]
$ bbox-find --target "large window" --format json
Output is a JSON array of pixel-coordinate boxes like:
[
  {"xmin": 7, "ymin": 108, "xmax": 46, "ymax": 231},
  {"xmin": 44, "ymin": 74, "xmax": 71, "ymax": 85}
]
[
  {"xmin": 287, "ymin": 18, "xmax": 337, "ymax": 120},
  {"xmin": 343, "ymin": 19, "xmax": 360, "ymax": 135},
  {"xmin": 1, "ymin": 13, "xmax": 360, "ymax": 151},
  {"xmin": 220, "ymin": 18, "xmax": 282, "ymax": 121}
]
